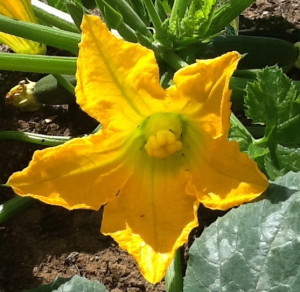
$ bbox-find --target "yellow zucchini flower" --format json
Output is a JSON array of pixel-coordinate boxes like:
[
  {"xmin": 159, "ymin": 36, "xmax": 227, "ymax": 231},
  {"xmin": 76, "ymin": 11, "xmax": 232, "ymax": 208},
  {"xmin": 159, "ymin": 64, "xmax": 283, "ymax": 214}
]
[
  {"xmin": 8, "ymin": 15, "xmax": 268, "ymax": 283},
  {"xmin": 0, "ymin": 0, "xmax": 46, "ymax": 54}
]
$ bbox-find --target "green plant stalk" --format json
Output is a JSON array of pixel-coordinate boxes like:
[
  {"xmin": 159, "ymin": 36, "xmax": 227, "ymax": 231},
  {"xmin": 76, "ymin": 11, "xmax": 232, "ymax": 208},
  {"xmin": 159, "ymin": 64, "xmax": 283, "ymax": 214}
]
[
  {"xmin": 48, "ymin": 0, "xmax": 65, "ymax": 10},
  {"xmin": 165, "ymin": 248, "xmax": 183, "ymax": 292},
  {"xmin": 92, "ymin": 124, "xmax": 103, "ymax": 133},
  {"xmin": 32, "ymin": 0, "xmax": 79, "ymax": 33},
  {"xmin": 0, "ymin": 53, "xmax": 77, "ymax": 74},
  {"xmin": 65, "ymin": 0, "xmax": 87, "ymax": 31},
  {"xmin": 0, "ymin": 131, "xmax": 72, "ymax": 146},
  {"xmin": 117, "ymin": 22, "xmax": 139, "ymax": 43},
  {"xmin": 143, "ymin": 0, "xmax": 162, "ymax": 30},
  {"xmin": 98, "ymin": 0, "xmax": 152, "ymax": 39},
  {"xmin": 159, "ymin": 50, "xmax": 188, "ymax": 70},
  {"xmin": 95, "ymin": 0, "xmax": 123, "ymax": 28},
  {"xmin": 95, "ymin": 0, "xmax": 138, "ymax": 43},
  {"xmin": 53, "ymin": 74, "xmax": 75, "ymax": 95},
  {"xmin": 0, "ymin": 196, "xmax": 35, "ymax": 224},
  {"xmin": 230, "ymin": 113, "xmax": 254, "ymax": 140},
  {"xmin": 169, "ymin": 0, "xmax": 190, "ymax": 24},
  {"xmin": 0, "ymin": 14, "xmax": 80, "ymax": 54},
  {"xmin": 154, "ymin": 0, "xmax": 169, "ymax": 22}
]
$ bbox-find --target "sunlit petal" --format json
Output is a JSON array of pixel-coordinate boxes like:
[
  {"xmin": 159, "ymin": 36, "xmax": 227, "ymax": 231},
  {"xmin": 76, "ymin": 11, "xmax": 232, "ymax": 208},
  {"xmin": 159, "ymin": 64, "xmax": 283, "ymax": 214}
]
[
  {"xmin": 166, "ymin": 52, "xmax": 240, "ymax": 138},
  {"xmin": 101, "ymin": 152, "xmax": 198, "ymax": 283},
  {"xmin": 76, "ymin": 15, "xmax": 165, "ymax": 131},
  {"xmin": 187, "ymin": 136, "xmax": 268, "ymax": 210},
  {"xmin": 8, "ymin": 130, "xmax": 135, "ymax": 210}
]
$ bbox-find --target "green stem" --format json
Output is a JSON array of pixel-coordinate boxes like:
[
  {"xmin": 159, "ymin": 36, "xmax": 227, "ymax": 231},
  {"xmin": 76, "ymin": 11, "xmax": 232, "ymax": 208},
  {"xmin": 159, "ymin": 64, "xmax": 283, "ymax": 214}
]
[
  {"xmin": 65, "ymin": 0, "xmax": 86, "ymax": 31},
  {"xmin": 95, "ymin": 0, "xmax": 138, "ymax": 43},
  {"xmin": 160, "ymin": 50, "xmax": 188, "ymax": 70},
  {"xmin": 0, "ymin": 53, "xmax": 77, "ymax": 74},
  {"xmin": 92, "ymin": 124, "xmax": 103, "ymax": 133},
  {"xmin": 0, "ymin": 131, "xmax": 72, "ymax": 146},
  {"xmin": 230, "ymin": 113, "xmax": 254, "ymax": 140},
  {"xmin": 117, "ymin": 23, "xmax": 139, "ymax": 43},
  {"xmin": 0, "ymin": 196, "xmax": 35, "ymax": 224},
  {"xmin": 165, "ymin": 248, "xmax": 183, "ymax": 292},
  {"xmin": 32, "ymin": 0, "xmax": 79, "ymax": 33},
  {"xmin": 169, "ymin": 0, "xmax": 190, "ymax": 24},
  {"xmin": 53, "ymin": 74, "xmax": 75, "ymax": 95},
  {"xmin": 143, "ymin": 0, "xmax": 162, "ymax": 30},
  {"xmin": 98, "ymin": 0, "xmax": 152, "ymax": 39},
  {"xmin": 0, "ymin": 14, "xmax": 81, "ymax": 54}
]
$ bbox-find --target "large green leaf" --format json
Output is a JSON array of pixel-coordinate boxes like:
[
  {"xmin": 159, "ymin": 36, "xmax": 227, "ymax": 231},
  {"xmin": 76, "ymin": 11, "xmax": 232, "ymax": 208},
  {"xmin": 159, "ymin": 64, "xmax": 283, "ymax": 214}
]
[
  {"xmin": 184, "ymin": 172, "xmax": 300, "ymax": 292},
  {"xmin": 245, "ymin": 66, "xmax": 300, "ymax": 141},
  {"xmin": 244, "ymin": 66, "xmax": 300, "ymax": 179},
  {"xmin": 23, "ymin": 275, "xmax": 109, "ymax": 292}
]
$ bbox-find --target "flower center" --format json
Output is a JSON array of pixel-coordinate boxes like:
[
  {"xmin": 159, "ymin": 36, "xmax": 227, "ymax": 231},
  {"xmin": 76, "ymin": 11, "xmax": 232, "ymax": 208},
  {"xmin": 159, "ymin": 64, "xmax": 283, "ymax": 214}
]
[{"xmin": 143, "ymin": 113, "xmax": 183, "ymax": 158}]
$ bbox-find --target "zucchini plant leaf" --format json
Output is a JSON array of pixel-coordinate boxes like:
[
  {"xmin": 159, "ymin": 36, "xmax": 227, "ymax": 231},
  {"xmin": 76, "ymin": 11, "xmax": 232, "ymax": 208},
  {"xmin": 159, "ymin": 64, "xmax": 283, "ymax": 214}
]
[
  {"xmin": 205, "ymin": 0, "xmax": 255, "ymax": 37},
  {"xmin": 245, "ymin": 66, "xmax": 300, "ymax": 141},
  {"xmin": 23, "ymin": 275, "xmax": 109, "ymax": 292},
  {"xmin": 184, "ymin": 171, "xmax": 300, "ymax": 292},
  {"xmin": 244, "ymin": 66, "xmax": 300, "ymax": 180},
  {"xmin": 263, "ymin": 145, "xmax": 300, "ymax": 179}
]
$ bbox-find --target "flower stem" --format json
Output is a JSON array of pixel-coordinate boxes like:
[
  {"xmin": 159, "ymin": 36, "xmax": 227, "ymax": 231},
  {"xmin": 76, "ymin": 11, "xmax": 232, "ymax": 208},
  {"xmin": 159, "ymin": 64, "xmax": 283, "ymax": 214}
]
[
  {"xmin": 95, "ymin": 0, "xmax": 139, "ymax": 43},
  {"xmin": 169, "ymin": 0, "xmax": 190, "ymax": 24},
  {"xmin": 64, "ymin": 0, "xmax": 87, "ymax": 31},
  {"xmin": 96, "ymin": 0, "xmax": 152, "ymax": 39},
  {"xmin": 0, "ymin": 131, "xmax": 72, "ymax": 146},
  {"xmin": 143, "ymin": 0, "xmax": 162, "ymax": 30},
  {"xmin": 32, "ymin": 0, "xmax": 79, "ymax": 33},
  {"xmin": 160, "ymin": 50, "xmax": 188, "ymax": 70},
  {"xmin": 0, "ymin": 196, "xmax": 35, "ymax": 224},
  {"xmin": 165, "ymin": 248, "xmax": 183, "ymax": 292},
  {"xmin": 230, "ymin": 113, "xmax": 254, "ymax": 140},
  {"xmin": 0, "ymin": 14, "xmax": 80, "ymax": 54},
  {"xmin": 0, "ymin": 53, "xmax": 77, "ymax": 75},
  {"xmin": 53, "ymin": 74, "xmax": 75, "ymax": 95}
]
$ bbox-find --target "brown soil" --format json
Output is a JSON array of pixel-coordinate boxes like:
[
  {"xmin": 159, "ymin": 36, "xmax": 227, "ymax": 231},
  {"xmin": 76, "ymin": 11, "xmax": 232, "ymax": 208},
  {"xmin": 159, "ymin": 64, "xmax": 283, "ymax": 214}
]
[
  {"xmin": 0, "ymin": 1, "xmax": 299, "ymax": 291},
  {"xmin": 243, "ymin": 0, "xmax": 300, "ymax": 28}
]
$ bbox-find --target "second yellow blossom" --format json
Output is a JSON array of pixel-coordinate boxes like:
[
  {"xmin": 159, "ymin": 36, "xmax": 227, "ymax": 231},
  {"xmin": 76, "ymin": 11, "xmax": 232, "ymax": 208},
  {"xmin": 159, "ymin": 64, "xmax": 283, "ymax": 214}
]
[{"xmin": 0, "ymin": 0, "xmax": 46, "ymax": 54}]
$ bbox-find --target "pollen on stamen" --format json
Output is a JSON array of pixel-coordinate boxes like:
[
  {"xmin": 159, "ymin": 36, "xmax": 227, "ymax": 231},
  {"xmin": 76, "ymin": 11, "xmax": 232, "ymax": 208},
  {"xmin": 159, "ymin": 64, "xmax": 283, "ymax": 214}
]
[
  {"xmin": 142, "ymin": 112, "xmax": 184, "ymax": 159},
  {"xmin": 145, "ymin": 129, "xmax": 182, "ymax": 158}
]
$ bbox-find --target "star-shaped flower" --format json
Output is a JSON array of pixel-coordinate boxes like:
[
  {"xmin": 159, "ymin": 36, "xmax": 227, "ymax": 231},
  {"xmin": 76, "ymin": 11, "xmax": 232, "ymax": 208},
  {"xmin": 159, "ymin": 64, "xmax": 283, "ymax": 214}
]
[{"xmin": 8, "ymin": 15, "xmax": 268, "ymax": 283}]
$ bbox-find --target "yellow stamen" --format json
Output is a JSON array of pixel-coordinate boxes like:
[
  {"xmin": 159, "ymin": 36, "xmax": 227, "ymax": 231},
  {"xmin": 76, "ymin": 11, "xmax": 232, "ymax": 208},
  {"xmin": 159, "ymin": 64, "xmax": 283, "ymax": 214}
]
[{"xmin": 143, "ymin": 113, "xmax": 183, "ymax": 158}]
